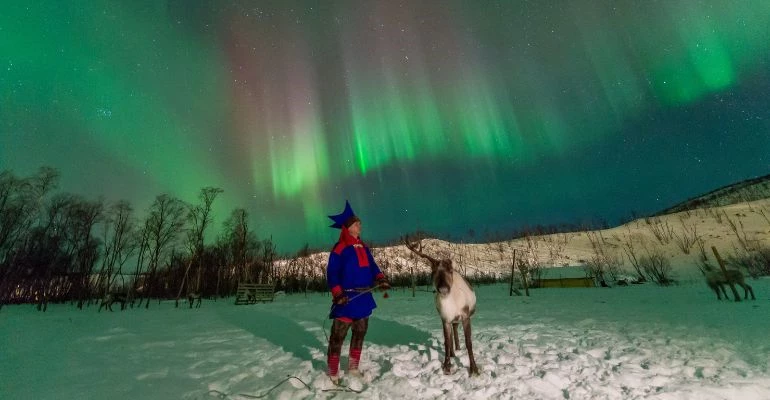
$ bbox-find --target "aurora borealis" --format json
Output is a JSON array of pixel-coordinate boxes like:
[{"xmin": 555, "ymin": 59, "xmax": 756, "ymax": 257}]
[{"xmin": 2, "ymin": 1, "xmax": 769, "ymax": 253}]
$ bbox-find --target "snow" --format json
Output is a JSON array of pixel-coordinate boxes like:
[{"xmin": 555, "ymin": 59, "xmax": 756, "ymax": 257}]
[{"xmin": 2, "ymin": 280, "xmax": 770, "ymax": 399}]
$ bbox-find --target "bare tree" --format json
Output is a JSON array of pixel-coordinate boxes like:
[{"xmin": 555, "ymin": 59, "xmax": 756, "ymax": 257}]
[
  {"xmin": 639, "ymin": 247, "xmax": 673, "ymax": 285},
  {"xmin": 695, "ymin": 237, "xmax": 709, "ymax": 263},
  {"xmin": 0, "ymin": 168, "xmax": 59, "ymax": 309},
  {"xmin": 514, "ymin": 251, "xmax": 529, "ymax": 296},
  {"xmin": 97, "ymin": 200, "xmax": 137, "ymax": 301},
  {"xmin": 220, "ymin": 208, "xmax": 260, "ymax": 286},
  {"xmin": 621, "ymin": 234, "xmax": 646, "ymax": 283},
  {"xmin": 139, "ymin": 194, "xmax": 187, "ymax": 308},
  {"xmin": 520, "ymin": 234, "xmax": 543, "ymax": 285},
  {"xmin": 209, "ymin": 242, "xmax": 229, "ymax": 299},
  {"xmin": 129, "ymin": 221, "xmax": 151, "ymax": 306},
  {"xmin": 175, "ymin": 187, "xmax": 223, "ymax": 307},
  {"xmin": 0, "ymin": 170, "xmax": 30, "ymax": 262},
  {"xmin": 259, "ymin": 236, "xmax": 277, "ymax": 283},
  {"xmin": 0, "ymin": 171, "xmax": 34, "ymax": 306},
  {"xmin": 19, "ymin": 193, "xmax": 102, "ymax": 310},
  {"xmin": 585, "ymin": 232, "xmax": 624, "ymax": 285},
  {"xmin": 644, "ymin": 216, "xmax": 675, "ymax": 245},
  {"xmin": 672, "ymin": 217, "xmax": 700, "ymax": 255},
  {"xmin": 724, "ymin": 213, "xmax": 755, "ymax": 252},
  {"xmin": 37, "ymin": 194, "xmax": 79, "ymax": 311},
  {"xmin": 756, "ymin": 207, "xmax": 770, "ymax": 227},
  {"xmin": 66, "ymin": 197, "xmax": 103, "ymax": 309}
]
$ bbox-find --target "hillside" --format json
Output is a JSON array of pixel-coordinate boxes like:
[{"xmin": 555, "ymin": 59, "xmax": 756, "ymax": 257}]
[
  {"xmin": 278, "ymin": 200, "xmax": 770, "ymax": 284},
  {"xmin": 380, "ymin": 198, "xmax": 770, "ymax": 280},
  {"xmin": 655, "ymin": 173, "xmax": 770, "ymax": 216}
]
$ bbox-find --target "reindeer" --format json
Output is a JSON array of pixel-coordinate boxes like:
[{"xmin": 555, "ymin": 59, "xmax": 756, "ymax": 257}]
[
  {"xmin": 404, "ymin": 237, "xmax": 479, "ymax": 376},
  {"xmin": 187, "ymin": 292, "xmax": 202, "ymax": 308},
  {"xmin": 98, "ymin": 292, "xmax": 127, "ymax": 312},
  {"xmin": 706, "ymin": 269, "xmax": 755, "ymax": 301}
]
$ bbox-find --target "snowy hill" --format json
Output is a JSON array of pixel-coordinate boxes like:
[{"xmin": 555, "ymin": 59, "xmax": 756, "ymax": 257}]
[
  {"xmin": 278, "ymin": 198, "xmax": 770, "ymax": 283},
  {"xmin": 655, "ymin": 173, "xmax": 770, "ymax": 216}
]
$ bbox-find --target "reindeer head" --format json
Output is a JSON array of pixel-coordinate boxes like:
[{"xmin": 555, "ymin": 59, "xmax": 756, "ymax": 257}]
[{"xmin": 403, "ymin": 236, "xmax": 454, "ymax": 295}]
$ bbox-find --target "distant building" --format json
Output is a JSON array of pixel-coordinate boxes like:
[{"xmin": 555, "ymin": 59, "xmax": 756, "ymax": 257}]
[{"xmin": 533, "ymin": 266, "xmax": 595, "ymax": 288}]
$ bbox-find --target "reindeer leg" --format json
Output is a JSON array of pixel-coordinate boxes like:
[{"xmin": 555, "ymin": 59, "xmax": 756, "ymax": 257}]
[
  {"xmin": 738, "ymin": 283, "xmax": 748, "ymax": 300},
  {"xmin": 442, "ymin": 321, "xmax": 453, "ymax": 374},
  {"xmin": 742, "ymin": 283, "xmax": 756, "ymax": 300},
  {"xmin": 718, "ymin": 285, "xmax": 728, "ymax": 300},
  {"xmin": 452, "ymin": 322, "xmax": 460, "ymax": 353},
  {"xmin": 462, "ymin": 318, "xmax": 479, "ymax": 376},
  {"xmin": 727, "ymin": 283, "xmax": 741, "ymax": 302}
]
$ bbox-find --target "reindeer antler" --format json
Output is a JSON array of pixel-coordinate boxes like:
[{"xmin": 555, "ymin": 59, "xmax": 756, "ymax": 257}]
[{"xmin": 402, "ymin": 235, "xmax": 439, "ymax": 264}]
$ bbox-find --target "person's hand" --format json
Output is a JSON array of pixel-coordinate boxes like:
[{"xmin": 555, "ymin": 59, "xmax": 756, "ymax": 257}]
[
  {"xmin": 376, "ymin": 278, "xmax": 391, "ymax": 291},
  {"xmin": 333, "ymin": 294, "xmax": 349, "ymax": 306}
]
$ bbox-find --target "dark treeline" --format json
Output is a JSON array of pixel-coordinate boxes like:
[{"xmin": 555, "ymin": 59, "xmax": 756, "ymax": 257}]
[
  {"xmin": 0, "ymin": 167, "xmax": 282, "ymax": 311},
  {"xmin": 0, "ymin": 167, "xmax": 522, "ymax": 312}
]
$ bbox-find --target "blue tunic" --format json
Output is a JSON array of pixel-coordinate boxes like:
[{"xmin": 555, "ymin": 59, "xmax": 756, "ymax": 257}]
[{"xmin": 326, "ymin": 228, "xmax": 384, "ymax": 320}]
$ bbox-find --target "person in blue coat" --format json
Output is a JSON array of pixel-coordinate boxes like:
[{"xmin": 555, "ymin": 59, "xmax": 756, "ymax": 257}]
[{"xmin": 325, "ymin": 201, "xmax": 390, "ymax": 384}]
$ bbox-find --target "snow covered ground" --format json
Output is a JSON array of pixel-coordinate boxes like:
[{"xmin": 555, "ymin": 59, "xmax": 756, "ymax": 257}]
[{"xmin": 2, "ymin": 280, "xmax": 770, "ymax": 400}]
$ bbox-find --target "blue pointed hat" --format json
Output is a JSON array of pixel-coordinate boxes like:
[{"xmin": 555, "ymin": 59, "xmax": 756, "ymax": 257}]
[{"xmin": 328, "ymin": 200, "xmax": 359, "ymax": 229}]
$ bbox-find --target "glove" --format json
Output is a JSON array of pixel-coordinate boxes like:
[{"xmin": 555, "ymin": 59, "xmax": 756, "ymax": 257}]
[
  {"xmin": 376, "ymin": 278, "xmax": 391, "ymax": 291},
  {"xmin": 333, "ymin": 294, "xmax": 349, "ymax": 306}
]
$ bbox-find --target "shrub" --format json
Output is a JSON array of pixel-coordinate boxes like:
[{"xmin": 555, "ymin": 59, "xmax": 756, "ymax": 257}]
[
  {"xmin": 639, "ymin": 250, "xmax": 673, "ymax": 285},
  {"xmin": 726, "ymin": 245, "xmax": 770, "ymax": 278}
]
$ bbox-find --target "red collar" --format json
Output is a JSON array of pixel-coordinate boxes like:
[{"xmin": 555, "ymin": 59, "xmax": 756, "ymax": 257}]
[{"xmin": 338, "ymin": 226, "xmax": 369, "ymax": 266}]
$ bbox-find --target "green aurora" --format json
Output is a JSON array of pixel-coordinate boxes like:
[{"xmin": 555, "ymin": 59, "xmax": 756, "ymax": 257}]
[{"xmin": 1, "ymin": 1, "xmax": 769, "ymax": 252}]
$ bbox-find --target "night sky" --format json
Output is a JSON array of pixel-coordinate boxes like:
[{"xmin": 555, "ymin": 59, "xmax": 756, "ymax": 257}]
[{"xmin": 2, "ymin": 1, "xmax": 769, "ymax": 253}]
